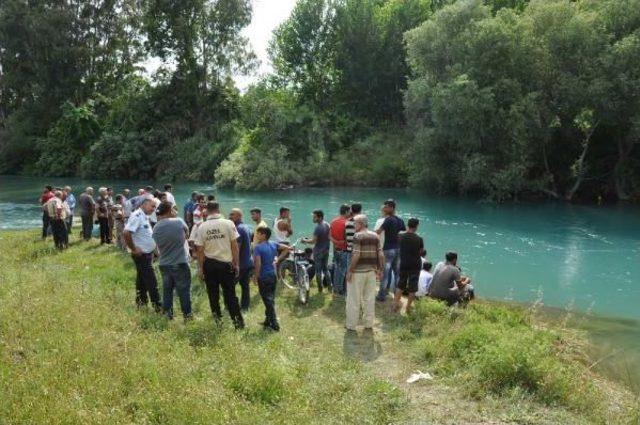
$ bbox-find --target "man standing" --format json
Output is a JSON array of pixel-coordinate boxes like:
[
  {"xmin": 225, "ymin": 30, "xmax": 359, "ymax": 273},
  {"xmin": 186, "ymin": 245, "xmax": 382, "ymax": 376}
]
[
  {"xmin": 229, "ymin": 208, "xmax": 253, "ymax": 312},
  {"xmin": 195, "ymin": 202, "xmax": 244, "ymax": 329},
  {"xmin": 330, "ymin": 204, "xmax": 350, "ymax": 295},
  {"xmin": 344, "ymin": 203, "xmax": 362, "ymax": 294},
  {"xmin": 40, "ymin": 185, "xmax": 55, "ymax": 239},
  {"xmin": 106, "ymin": 188, "xmax": 115, "ymax": 242},
  {"xmin": 45, "ymin": 190, "xmax": 68, "ymax": 250},
  {"xmin": 95, "ymin": 187, "xmax": 113, "ymax": 244},
  {"xmin": 153, "ymin": 201, "xmax": 192, "ymax": 320},
  {"xmin": 376, "ymin": 199, "xmax": 406, "ymax": 301},
  {"xmin": 63, "ymin": 186, "xmax": 76, "ymax": 235},
  {"xmin": 345, "ymin": 215, "xmax": 383, "ymax": 331},
  {"xmin": 78, "ymin": 187, "xmax": 95, "ymax": 241},
  {"xmin": 113, "ymin": 195, "xmax": 127, "ymax": 251},
  {"xmin": 122, "ymin": 188, "xmax": 132, "ymax": 222},
  {"xmin": 303, "ymin": 210, "xmax": 332, "ymax": 293},
  {"xmin": 394, "ymin": 218, "xmax": 424, "ymax": 313},
  {"xmin": 123, "ymin": 197, "xmax": 161, "ymax": 311},
  {"xmin": 273, "ymin": 207, "xmax": 293, "ymax": 244},
  {"xmin": 250, "ymin": 208, "xmax": 268, "ymax": 246},
  {"xmin": 183, "ymin": 191, "xmax": 198, "ymax": 229}
]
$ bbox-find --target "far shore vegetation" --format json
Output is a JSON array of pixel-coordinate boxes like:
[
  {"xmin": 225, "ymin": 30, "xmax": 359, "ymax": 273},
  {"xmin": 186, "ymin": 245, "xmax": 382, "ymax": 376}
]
[
  {"xmin": 0, "ymin": 229, "xmax": 638, "ymax": 424},
  {"xmin": 1, "ymin": 0, "xmax": 640, "ymax": 202}
]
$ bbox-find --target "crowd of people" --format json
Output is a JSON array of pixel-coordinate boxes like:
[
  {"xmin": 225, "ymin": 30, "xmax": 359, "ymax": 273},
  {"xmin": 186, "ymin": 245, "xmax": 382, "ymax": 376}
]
[{"xmin": 39, "ymin": 185, "xmax": 475, "ymax": 332}]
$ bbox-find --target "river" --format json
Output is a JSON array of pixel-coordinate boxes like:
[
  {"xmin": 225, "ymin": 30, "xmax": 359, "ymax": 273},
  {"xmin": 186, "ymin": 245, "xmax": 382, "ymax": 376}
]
[{"xmin": 1, "ymin": 175, "xmax": 639, "ymax": 387}]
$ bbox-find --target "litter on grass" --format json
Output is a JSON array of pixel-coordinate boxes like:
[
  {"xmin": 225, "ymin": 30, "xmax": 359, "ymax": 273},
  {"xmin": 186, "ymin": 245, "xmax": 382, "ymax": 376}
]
[{"xmin": 406, "ymin": 371, "xmax": 434, "ymax": 383}]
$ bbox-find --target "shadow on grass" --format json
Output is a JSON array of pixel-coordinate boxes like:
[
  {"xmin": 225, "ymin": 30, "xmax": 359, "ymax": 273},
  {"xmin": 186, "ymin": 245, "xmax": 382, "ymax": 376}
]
[{"xmin": 343, "ymin": 328, "xmax": 383, "ymax": 362}]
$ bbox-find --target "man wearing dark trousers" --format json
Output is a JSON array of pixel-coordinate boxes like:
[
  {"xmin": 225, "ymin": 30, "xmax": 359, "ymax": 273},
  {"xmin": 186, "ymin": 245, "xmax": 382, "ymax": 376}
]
[
  {"xmin": 78, "ymin": 187, "xmax": 95, "ymax": 241},
  {"xmin": 229, "ymin": 208, "xmax": 253, "ymax": 312},
  {"xmin": 96, "ymin": 187, "xmax": 113, "ymax": 244},
  {"xmin": 123, "ymin": 196, "xmax": 161, "ymax": 311},
  {"xmin": 195, "ymin": 201, "xmax": 245, "ymax": 329},
  {"xmin": 40, "ymin": 185, "xmax": 55, "ymax": 240}
]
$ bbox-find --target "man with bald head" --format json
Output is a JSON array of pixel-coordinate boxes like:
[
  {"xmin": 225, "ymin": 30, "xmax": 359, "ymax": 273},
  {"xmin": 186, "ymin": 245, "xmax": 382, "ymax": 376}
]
[
  {"xmin": 229, "ymin": 208, "xmax": 253, "ymax": 311},
  {"xmin": 78, "ymin": 187, "xmax": 95, "ymax": 241}
]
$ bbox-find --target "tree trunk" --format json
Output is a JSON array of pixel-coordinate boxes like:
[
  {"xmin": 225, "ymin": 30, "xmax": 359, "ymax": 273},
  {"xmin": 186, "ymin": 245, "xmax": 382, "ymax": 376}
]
[
  {"xmin": 541, "ymin": 142, "xmax": 560, "ymax": 199},
  {"xmin": 614, "ymin": 138, "xmax": 634, "ymax": 201},
  {"xmin": 565, "ymin": 122, "xmax": 598, "ymax": 202}
]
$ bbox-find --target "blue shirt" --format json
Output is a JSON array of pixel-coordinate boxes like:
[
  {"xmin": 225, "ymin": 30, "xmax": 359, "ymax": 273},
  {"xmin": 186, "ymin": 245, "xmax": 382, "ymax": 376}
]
[
  {"xmin": 380, "ymin": 215, "xmax": 406, "ymax": 250},
  {"xmin": 183, "ymin": 199, "xmax": 195, "ymax": 218},
  {"xmin": 313, "ymin": 221, "xmax": 331, "ymax": 254},
  {"xmin": 253, "ymin": 241, "xmax": 278, "ymax": 279},
  {"xmin": 236, "ymin": 221, "xmax": 253, "ymax": 270},
  {"xmin": 66, "ymin": 193, "xmax": 76, "ymax": 212}
]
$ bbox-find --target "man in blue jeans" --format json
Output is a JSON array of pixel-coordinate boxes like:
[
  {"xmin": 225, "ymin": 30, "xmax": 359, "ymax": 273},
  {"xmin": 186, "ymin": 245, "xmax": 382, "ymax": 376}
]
[
  {"xmin": 152, "ymin": 201, "xmax": 193, "ymax": 320},
  {"xmin": 376, "ymin": 199, "xmax": 406, "ymax": 301},
  {"xmin": 253, "ymin": 227, "xmax": 291, "ymax": 331},
  {"xmin": 229, "ymin": 208, "xmax": 253, "ymax": 312},
  {"xmin": 303, "ymin": 209, "xmax": 332, "ymax": 293},
  {"xmin": 330, "ymin": 204, "xmax": 351, "ymax": 295}
]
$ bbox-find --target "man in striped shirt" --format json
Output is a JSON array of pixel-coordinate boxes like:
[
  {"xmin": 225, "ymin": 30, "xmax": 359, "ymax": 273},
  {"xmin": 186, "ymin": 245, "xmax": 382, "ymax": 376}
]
[
  {"xmin": 345, "ymin": 214, "xmax": 384, "ymax": 331},
  {"xmin": 344, "ymin": 203, "xmax": 361, "ymax": 294}
]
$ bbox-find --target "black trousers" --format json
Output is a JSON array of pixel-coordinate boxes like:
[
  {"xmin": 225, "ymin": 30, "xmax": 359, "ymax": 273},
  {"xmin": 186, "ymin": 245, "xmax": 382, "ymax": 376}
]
[
  {"xmin": 42, "ymin": 211, "xmax": 50, "ymax": 239},
  {"xmin": 238, "ymin": 267, "xmax": 252, "ymax": 310},
  {"xmin": 132, "ymin": 253, "xmax": 161, "ymax": 310},
  {"xmin": 81, "ymin": 215, "xmax": 93, "ymax": 240},
  {"xmin": 203, "ymin": 258, "xmax": 244, "ymax": 328},
  {"xmin": 50, "ymin": 219, "xmax": 67, "ymax": 249},
  {"xmin": 258, "ymin": 274, "xmax": 279, "ymax": 330},
  {"xmin": 98, "ymin": 217, "xmax": 111, "ymax": 243},
  {"xmin": 66, "ymin": 215, "xmax": 73, "ymax": 235}
]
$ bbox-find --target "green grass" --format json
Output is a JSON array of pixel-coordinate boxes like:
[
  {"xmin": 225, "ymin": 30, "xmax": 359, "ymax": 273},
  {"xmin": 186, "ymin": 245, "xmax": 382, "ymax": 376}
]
[{"xmin": 0, "ymin": 229, "xmax": 638, "ymax": 424}]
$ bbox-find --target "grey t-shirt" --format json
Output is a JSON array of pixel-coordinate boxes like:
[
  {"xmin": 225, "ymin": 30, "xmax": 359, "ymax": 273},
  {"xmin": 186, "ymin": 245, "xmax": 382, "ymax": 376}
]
[
  {"xmin": 152, "ymin": 218, "xmax": 189, "ymax": 266},
  {"xmin": 429, "ymin": 264, "xmax": 461, "ymax": 299}
]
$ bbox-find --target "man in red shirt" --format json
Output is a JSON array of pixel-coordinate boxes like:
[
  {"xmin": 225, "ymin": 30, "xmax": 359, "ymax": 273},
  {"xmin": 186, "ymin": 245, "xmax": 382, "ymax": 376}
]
[
  {"xmin": 40, "ymin": 185, "xmax": 55, "ymax": 240},
  {"xmin": 330, "ymin": 204, "xmax": 351, "ymax": 295}
]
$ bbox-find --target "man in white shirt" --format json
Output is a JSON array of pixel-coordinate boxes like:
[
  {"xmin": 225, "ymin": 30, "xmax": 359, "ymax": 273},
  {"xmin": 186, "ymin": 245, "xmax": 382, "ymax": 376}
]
[
  {"xmin": 195, "ymin": 201, "xmax": 244, "ymax": 329},
  {"xmin": 273, "ymin": 206, "xmax": 292, "ymax": 243},
  {"xmin": 416, "ymin": 261, "xmax": 433, "ymax": 298},
  {"xmin": 123, "ymin": 196, "xmax": 161, "ymax": 311}
]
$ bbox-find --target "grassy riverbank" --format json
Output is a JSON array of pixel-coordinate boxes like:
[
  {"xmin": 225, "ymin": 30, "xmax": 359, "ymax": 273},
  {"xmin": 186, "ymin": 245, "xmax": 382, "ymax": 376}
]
[{"xmin": 0, "ymin": 230, "xmax": 638, "ymax": 424}]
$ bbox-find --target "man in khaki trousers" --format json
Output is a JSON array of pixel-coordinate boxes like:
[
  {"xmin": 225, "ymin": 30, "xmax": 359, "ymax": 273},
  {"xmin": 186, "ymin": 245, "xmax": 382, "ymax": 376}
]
[{"xmin": 345, "ymin": 214, "xmax": 384, "ymax": 331}]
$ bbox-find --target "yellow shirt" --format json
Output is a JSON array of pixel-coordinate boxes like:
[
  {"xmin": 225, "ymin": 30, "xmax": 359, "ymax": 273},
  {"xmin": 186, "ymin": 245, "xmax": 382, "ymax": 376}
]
[
  {"xmin": 194, "ymin": 214, "xmax": 239, "ymax": 263},
  {"xmin": 252, "ymin": 220, "xmax": 268, "ymax": 245}
]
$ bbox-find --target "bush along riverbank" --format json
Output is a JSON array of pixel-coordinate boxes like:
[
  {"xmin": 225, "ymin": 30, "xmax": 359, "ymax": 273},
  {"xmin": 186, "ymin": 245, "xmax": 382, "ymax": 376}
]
[{"xmin": 0, "ymin": 229, "xmax": 638, "ymax": 424}]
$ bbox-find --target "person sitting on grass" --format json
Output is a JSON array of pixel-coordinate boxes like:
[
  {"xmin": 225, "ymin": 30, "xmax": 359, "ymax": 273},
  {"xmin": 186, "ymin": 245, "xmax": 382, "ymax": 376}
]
[
  {"xmin": 253, "ymin": 227, "xmax": 292, "ymax": 332},
  {"xmin": 415, "ymin": 261, "xmax": 433, "ymax": 298},
  {"xmin": 429, "ymin": 252, "xmax": 473, "ymax": 306}
]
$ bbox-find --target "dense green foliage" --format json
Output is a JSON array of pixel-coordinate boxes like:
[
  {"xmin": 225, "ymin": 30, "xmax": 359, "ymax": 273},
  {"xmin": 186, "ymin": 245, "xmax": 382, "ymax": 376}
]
[
  {"xmin": 1, "ymin": 0, "xmax": 640, "ymax": 201},
  {"xmin": 405, "ymin": 0, "xmax": 640, "ymax": 201},
  {"xmin": 1, "ymin": 229, "xmax": 637, "ymax": 424}
]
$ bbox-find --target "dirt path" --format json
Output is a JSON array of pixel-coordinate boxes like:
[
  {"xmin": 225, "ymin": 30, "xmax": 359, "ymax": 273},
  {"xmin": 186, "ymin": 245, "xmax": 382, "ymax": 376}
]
[{"xmin": 274, "ymin": 290, "xmax": 586, "ymax": 425}]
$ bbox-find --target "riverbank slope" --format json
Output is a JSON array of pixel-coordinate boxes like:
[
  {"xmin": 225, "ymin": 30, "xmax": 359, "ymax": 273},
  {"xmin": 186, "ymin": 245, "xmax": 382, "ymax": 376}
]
[{"xmin": 0, "ymin": 230, "xmax": 637, "ymax": 424}]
